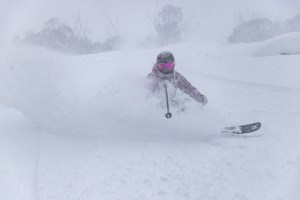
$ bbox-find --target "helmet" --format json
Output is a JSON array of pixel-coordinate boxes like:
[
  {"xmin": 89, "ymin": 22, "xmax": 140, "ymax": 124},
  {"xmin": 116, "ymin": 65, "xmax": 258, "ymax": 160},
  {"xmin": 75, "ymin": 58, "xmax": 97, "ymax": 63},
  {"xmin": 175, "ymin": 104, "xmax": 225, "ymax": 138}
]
[
  {"xmin": 157, "ymin": 51, "xmax": 175, "ymax": 63},
  {"xmin": 156, "ymin": 51, "xmax": 175, "ymax": 74}
]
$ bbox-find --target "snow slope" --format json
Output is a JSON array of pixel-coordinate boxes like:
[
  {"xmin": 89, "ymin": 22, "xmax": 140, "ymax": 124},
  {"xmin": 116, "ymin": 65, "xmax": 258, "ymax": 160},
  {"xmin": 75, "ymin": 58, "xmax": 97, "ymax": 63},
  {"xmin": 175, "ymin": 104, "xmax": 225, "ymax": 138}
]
[
  {"xmin": 0, "ymin": 33, "xmax": 300, "ymax": 200},
  {"xmin": 254, "ymin": 32, "xmax": 300, "ymax": 57},
  {"xmin": 0, "ymin": 106, "xmax": 40, "ymax": 200}
]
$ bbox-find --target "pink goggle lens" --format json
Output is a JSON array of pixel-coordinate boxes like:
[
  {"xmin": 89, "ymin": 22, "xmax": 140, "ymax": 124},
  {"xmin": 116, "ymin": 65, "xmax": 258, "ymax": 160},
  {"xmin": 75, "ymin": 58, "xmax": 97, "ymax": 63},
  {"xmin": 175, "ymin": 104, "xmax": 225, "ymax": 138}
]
[{"xmin": 158, "ymin": 62, "xmax": 175, "ymax": 71}]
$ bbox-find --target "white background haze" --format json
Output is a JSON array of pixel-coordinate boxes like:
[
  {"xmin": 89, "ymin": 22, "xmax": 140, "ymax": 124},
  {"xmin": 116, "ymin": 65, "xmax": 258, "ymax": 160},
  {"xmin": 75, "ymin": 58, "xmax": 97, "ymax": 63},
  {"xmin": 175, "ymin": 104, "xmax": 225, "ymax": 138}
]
[{"xmin": 1, "ymin": 0, "xmax": 300, "ymax": 45}]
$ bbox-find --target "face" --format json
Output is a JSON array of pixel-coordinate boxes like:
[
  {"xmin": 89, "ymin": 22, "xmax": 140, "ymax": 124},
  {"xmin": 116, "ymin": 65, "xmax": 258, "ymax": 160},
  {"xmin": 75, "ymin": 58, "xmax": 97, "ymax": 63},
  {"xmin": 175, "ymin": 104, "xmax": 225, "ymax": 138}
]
[{"xmin": 157, "ymin": 61, "xmax": 175, "ymax": 74}]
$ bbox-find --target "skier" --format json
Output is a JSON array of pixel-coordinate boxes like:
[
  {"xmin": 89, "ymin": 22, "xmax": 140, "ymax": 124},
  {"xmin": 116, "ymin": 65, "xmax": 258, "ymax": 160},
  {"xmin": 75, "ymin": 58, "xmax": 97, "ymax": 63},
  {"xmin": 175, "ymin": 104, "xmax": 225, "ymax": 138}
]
[{"xmin": 145, "ymin": 51, "xmax": 208, "ymax": 112}]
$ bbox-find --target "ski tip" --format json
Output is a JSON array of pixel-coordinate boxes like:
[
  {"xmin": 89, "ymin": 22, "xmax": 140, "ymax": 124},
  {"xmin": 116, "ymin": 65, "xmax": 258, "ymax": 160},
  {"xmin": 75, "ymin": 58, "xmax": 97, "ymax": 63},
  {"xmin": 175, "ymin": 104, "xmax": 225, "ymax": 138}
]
[
  {"xmin": 221, "ymin": 122, "xmax": 262, "ymax": 135},
  {"xmin": 252, "ymin": 122, "xmax": 262, "ymax": 130}
]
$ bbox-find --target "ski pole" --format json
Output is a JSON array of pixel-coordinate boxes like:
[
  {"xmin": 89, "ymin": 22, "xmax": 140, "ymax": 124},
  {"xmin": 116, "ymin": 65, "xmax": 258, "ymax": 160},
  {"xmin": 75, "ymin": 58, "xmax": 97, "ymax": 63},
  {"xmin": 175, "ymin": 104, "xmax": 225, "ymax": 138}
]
[{"xmin": 163, "ymin": 83, "xmax": 172, "ymax": 118}]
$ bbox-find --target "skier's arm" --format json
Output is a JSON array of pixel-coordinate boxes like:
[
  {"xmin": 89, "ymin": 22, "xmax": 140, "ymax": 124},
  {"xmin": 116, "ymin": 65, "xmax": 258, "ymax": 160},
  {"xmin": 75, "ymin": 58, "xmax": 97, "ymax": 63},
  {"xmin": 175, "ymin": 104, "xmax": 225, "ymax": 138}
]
[{"xmin": 176, "ymin": 73, "xmax": 208, "ymax": 105}]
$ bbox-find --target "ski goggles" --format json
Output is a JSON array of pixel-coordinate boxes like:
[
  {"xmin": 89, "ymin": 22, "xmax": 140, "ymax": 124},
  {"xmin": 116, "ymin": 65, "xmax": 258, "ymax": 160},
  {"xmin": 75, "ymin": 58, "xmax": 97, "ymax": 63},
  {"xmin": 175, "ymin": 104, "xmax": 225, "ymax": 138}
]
[{"xmin": 157, "ymin": 61, "xmax": 175, "ymax": 71}]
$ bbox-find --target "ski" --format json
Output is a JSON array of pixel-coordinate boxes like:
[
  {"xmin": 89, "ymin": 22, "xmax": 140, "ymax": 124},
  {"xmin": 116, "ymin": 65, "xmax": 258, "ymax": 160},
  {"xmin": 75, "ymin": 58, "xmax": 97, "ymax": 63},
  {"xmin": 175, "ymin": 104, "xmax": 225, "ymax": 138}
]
[{"xmin": 221, "ymin": 122, "xmax": 261, "ymax": 135}]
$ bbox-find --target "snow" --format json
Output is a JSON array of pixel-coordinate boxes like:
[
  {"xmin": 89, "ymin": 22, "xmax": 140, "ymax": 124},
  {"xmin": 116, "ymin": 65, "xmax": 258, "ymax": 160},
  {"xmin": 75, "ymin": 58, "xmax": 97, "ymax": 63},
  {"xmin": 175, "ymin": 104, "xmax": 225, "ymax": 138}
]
[
  {"xmin": 1, "ymin": 35, "xmax": 300, "ymax": 200},
  {"xmin": 0, "ymin": 106, "xmax": 40, "ymax": 200},
  {"xmin": 253, "ymin": 32, "xmax": 300, "ymax": 57}
]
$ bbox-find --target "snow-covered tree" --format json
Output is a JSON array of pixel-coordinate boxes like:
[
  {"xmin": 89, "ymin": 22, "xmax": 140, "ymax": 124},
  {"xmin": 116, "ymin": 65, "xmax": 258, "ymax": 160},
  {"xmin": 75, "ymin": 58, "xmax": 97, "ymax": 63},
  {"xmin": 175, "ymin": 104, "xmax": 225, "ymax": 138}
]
[
  {"xmin": 24, "ymin": 18, "xmax": 102, "ymax": 54},
  {"xmin": 284, "ymin": 14, "xmax": 300, "ymax": 32},
  {"xmin": 152, "ymin": 4, "xmax": 183, "ymax": 45},
  {"xmin": 102, "ymin": 19, "xmax": 123, "ymax": 51},
  {"xmin": 228, "ymin": 14, "xmax": 300, "ymax": 44},
  {"xmin": 228, "ymin": 18, "xmax": 277, "ymax": 43}
]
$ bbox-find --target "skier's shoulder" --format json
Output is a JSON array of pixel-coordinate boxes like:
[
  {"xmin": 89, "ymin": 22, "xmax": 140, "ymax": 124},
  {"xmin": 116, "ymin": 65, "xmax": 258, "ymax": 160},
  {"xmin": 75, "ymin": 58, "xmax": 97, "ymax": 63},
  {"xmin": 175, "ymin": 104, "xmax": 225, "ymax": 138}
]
[
  {"xmin": 146, "ymin": 71, "xmax": 155, "ymax": 78},
  {"xmin": 174, "ymin": 70, "xmax": 187, "ymax": 81},
  {"xmin": 146, "ymin": 70, "xmax": 157, "ymax": 80}
]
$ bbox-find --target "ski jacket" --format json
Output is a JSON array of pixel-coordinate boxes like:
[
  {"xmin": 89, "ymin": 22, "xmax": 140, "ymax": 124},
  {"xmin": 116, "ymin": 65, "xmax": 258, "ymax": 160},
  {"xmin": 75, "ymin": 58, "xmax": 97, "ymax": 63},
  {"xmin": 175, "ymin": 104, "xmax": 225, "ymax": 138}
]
[{"xmin": 145, "ymin": 65, "xmax": 205, "ymax": 103}]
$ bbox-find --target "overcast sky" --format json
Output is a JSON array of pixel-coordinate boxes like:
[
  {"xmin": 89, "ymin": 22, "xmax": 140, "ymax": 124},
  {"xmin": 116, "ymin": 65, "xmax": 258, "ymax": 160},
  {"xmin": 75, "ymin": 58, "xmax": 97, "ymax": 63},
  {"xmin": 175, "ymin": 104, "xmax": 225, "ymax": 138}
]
[{"xmin": 1, "ymin": 0, "xmax": 300, "ymax": 45}]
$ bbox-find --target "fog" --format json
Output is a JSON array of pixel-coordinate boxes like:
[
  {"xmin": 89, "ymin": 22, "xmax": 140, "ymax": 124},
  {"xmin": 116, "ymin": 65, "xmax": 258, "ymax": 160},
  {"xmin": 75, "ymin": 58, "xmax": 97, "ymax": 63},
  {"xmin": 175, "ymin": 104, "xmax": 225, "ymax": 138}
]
[{"xmin": 1, "ymin": 0, "xmax": 300, "ymax": 46}]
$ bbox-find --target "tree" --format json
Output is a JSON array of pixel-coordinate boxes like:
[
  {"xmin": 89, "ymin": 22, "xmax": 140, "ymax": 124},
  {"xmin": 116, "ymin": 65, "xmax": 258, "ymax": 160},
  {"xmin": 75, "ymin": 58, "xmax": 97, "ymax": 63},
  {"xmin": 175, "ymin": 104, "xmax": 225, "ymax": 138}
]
[
  {"xmin": 284, "ymin": 14, "xmax": 300, "ymax": 32},
  {"xmin": 152, "ymin": 4, "xmax": 183, "ymax": 45},
  {"xmin": 228, "ymin": 14, "xmax": 300, "ymax": 44},
  {"xmin": 102, "ymin": 19, "xmax": 123, "ymax": 51},
  {"xmin": 24, "ymin": 18, "xmax": 102, "ymax": 54},
  {"xmin": 72, "ymin": 14, "xmax": 92, "ymax": 40},
  {"xmin": 228, "ymin": 18, "xmax": 277, "ymax": 43}
]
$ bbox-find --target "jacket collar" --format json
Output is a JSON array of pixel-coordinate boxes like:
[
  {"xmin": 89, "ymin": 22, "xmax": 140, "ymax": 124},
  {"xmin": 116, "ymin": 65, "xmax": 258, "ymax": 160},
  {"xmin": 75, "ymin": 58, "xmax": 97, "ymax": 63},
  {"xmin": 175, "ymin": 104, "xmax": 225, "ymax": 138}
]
[{"xmin": 152, "ymin": 65, "xmax": 175, "ymax": 79}]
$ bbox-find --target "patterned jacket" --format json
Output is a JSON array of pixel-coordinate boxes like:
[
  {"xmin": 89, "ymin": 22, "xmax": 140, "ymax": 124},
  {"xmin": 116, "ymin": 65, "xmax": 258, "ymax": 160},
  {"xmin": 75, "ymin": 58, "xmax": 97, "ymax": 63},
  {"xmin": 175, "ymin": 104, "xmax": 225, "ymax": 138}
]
[{"xmin": 145, "ymin": 65, "xmax": 207, "ymax": 104}]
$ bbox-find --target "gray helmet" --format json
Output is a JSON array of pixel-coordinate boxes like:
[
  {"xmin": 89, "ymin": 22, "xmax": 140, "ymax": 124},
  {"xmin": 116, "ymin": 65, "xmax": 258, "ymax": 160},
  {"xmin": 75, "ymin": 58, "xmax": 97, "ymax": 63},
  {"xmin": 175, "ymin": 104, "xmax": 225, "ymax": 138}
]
[{"xmin": 157, "ymin": 51, "xmax": 175, "ymax": 63}]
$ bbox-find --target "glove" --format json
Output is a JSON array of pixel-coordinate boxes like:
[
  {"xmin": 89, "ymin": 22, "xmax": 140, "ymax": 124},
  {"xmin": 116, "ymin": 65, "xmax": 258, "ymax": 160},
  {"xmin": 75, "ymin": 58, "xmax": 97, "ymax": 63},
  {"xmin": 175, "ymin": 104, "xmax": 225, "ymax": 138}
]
[{"xmin": 199, "ymin": 95, "xmax": 208, "ymax": 106}]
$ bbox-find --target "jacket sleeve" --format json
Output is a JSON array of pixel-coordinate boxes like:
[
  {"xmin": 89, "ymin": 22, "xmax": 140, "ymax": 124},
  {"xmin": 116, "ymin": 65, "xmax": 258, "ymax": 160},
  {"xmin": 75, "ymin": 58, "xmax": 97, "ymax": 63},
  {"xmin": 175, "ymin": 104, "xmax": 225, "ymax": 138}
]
[{"xmin": 176, "ymin": 72, "xmax": 205, "ymax": 103}]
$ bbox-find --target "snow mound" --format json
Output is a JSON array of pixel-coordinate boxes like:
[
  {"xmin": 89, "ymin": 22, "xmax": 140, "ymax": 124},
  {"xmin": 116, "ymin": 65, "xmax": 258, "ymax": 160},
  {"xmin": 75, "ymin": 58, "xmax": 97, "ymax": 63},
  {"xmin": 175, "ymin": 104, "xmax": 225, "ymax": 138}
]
[
  {"xmin": 0, "ymin": 45, "xmax": 219, "ymax": 136},
  {"xmin": 254, "ymin": 32, "xmax": 300, "ymax": 57}
]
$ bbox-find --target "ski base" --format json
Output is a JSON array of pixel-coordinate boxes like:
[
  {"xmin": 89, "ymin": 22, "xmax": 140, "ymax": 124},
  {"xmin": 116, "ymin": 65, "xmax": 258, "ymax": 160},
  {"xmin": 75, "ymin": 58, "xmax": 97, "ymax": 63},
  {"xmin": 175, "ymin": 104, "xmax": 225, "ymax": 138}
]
[{"xmin": 221, "ymin": 122, "xmax": 261, "ymax": 135}]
